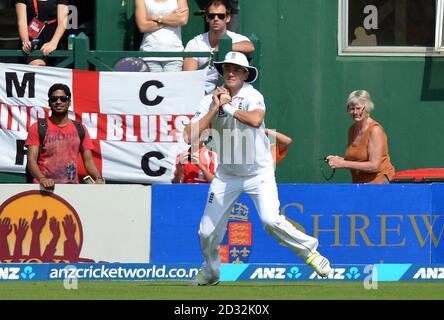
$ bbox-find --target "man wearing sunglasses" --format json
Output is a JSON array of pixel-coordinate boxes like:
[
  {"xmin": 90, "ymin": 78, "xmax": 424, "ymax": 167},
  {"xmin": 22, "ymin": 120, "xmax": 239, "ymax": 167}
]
[
  {"xmin": 183, "ymin": 0, "xmax": 254, "ymax": 94},
  {"xmin": 25, "ymin": 83, "xmax": 104, "ymax": 189}
]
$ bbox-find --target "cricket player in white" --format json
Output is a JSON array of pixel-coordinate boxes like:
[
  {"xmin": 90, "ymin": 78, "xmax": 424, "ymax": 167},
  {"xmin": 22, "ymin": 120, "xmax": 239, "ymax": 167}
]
[{"xmin": 185, "ymin": 51, "xmax": 331, "ymax": 286}]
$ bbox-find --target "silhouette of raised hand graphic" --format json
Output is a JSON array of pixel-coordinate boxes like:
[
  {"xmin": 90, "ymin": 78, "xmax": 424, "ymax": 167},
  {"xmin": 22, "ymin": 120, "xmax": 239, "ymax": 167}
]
[
  {"xmin": 62, "ymin": 214, "xmax": 80, "ymax": 262},
  {"xmin": 0, "ymin": 218, "xmax": 12, "ymax": 259},
  {"xmin": 30, "ymin": 209, "xmax": 48, "ymax": 258},
  {"xmin": 42, "ymin": 217, "xmax": 61, "ymax": 262},
  {"xmin": 13, "ymin": 218, "xmax": 29, "ymax": 260}
]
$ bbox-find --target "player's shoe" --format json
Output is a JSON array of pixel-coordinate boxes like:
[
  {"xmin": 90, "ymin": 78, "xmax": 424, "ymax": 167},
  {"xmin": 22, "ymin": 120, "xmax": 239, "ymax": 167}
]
[
  {"xmin": 189, "ymin": 269, "xmax": 220, "ymax": 286},
  {"xmin": 306, "ymin": 252, "xmax": 331, "ymax": 278}
]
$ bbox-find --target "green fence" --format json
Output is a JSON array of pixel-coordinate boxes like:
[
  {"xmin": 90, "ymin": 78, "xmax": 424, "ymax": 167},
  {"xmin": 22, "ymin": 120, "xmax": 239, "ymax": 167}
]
[{"xmin": 0, "ymin": 32, "xmax": 261, "ymax": 73}]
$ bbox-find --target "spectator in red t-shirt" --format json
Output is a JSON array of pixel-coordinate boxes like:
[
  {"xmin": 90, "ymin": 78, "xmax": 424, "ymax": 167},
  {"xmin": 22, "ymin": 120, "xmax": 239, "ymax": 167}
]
[
  {"xmin": 25, "ymin": 83, "xmax": 105, "ymax": 190},
  {"xmin": 172, "ymin": 141, "xmax": 217, "ymax": 184}
]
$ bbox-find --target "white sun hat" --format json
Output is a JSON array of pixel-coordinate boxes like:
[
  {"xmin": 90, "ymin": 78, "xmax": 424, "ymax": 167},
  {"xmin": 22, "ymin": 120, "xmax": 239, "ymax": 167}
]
[{"xmin": 213, "ymin": 51, "xmax": 258, "ymax": 83}]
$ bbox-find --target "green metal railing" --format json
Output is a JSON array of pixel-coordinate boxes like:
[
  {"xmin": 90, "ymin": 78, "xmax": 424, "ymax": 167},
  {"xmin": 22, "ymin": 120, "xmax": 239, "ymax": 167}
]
[{"xmin": 0, "ymin": 33, "xmax": 261, "ymax": 86}]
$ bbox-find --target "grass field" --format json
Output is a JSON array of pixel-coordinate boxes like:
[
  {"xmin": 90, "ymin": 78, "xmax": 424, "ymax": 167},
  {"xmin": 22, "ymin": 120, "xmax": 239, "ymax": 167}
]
[{"xmin": 1, "ymin": 281, "xmax": 444, "ymax": 300}]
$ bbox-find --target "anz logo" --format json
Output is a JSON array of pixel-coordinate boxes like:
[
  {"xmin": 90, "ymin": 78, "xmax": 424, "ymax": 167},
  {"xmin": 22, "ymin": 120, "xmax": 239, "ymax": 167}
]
[
  {"xmin": 0, "ymin": 266, "xmax": 36, "ymax": 280},
  {"xmin": 0, "ymin": 267, "xmax": 20, "ymax": 280},
  {"xmin": 250, "ymin": 266, "xmax": 302, "ymax": 280},
  {"xmin": 250, "ymin": 267, "xmax": 287, "ymax": 280},
  {"xmin": 309, "ymin": 267, "xmax": 361, "ymax": 280},
  {"xmin": 413, "ymin": 268, "xmax": 444, "ymax": 279}
]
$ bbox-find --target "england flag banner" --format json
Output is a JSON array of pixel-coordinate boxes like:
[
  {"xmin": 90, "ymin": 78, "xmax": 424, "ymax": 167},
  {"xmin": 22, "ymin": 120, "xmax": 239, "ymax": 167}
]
[{"xmin": 0, "ymin": 63, "xmax": 206, "ymax": 183}]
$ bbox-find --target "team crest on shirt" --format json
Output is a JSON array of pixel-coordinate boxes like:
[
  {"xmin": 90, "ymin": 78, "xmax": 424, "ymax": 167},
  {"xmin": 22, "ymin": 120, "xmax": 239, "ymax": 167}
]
[
  {"xmin": 218, "ymin": 108, "xmax": 228, "ymax": 118},
  {"xmin": 219, "ymin": 202, "xmax": 253, "ymax": 263},
  {"xmin": 237, "ymin": 98, "xmax": 245, "ymax": 111}
]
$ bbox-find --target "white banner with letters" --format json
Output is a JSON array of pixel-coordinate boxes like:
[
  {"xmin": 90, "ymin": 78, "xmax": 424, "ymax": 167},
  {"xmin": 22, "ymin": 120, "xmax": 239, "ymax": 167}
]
[{"xmin": 0, "ymin": 63, "xmax": 206, "ymax": 183}]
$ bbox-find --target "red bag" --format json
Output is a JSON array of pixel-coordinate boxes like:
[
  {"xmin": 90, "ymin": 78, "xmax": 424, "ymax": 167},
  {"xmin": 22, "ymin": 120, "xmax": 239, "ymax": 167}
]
[{"xmin": 28, "ymin": 17, "xmax": 46, "ymax": 39}]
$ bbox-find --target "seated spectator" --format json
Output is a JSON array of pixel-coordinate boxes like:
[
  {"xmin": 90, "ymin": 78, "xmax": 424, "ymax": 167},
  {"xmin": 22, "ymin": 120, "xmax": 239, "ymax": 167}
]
[
  {"xmin": 172, "ymin": 140, "xmax": 217, "ymax": 183},
  {"xmin": 135, "ymin": 0, "xmax": 189, "ymax": 72},
  {"xmin": 15, "ymin": 0, "xmax": 69, "ymax": 66},
  {"xmin": 183, "ymin": 0, "xmax": 254, "ymax": 93}
]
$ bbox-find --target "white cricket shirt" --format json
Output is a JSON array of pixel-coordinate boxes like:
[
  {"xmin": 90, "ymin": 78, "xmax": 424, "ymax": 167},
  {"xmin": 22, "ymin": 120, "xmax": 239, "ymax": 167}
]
[
  {"xmin": 191, "ymin": 83, "xmax": 274, "ymax": 176},
  {"xmin": 139, "ymin": 0, "xmax": 184, "ymax": 62}
]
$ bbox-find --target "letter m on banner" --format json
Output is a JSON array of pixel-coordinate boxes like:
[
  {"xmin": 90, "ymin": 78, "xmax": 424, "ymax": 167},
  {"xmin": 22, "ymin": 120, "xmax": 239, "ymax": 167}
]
[{"xmin": 6, "ymin": 72, "xmax": 35, "ymax": 98}]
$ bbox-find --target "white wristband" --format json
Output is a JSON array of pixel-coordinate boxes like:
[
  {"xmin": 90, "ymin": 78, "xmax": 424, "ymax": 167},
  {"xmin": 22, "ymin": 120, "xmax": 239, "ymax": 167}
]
[{"xmin": 222, "ymin": 104, "xmax": 237, "ymax": 117}]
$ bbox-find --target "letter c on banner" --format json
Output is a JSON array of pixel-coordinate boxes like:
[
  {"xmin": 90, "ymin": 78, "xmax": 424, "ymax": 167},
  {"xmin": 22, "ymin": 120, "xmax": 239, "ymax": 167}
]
[
  {"xmin": 141, "ymin": 151, "xmax": 167, "ymax": 177},
  {"xmin": 139, "ymin": 80, "xmax": 164, "ymax": 106}
]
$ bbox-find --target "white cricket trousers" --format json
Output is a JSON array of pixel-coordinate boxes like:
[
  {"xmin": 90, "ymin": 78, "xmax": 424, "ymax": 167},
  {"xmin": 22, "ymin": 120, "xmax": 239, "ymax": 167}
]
[{"xmin": 198, "ymin": 167, "xmax": 319, "ymax": 280}]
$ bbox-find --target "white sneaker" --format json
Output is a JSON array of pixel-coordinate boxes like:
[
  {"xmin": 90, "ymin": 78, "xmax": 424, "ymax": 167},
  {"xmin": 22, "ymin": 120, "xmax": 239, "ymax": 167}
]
[
  {"xmin": 189, "ymin": 269, "xmax": 220, "ymax": 286},
  {"xmin": 306, "ymin": 252, "xmax": 331, "ymax": 278}
]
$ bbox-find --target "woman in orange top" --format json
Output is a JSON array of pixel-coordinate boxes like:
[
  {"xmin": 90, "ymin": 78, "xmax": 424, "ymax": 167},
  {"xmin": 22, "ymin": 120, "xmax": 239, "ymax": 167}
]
[{"xmin": 326, "ymin": 90, "xmax": 395, "ymax": 184}]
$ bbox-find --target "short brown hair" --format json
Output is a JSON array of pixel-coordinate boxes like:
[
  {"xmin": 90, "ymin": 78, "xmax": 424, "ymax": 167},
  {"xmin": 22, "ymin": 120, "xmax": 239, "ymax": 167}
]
[{"xmin": 205, "ymin": 0, "xmax": 231, "ymax": 14}]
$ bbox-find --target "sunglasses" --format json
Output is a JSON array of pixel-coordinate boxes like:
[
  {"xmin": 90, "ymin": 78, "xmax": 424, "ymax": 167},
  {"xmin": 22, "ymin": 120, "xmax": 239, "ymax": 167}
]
[
  {"xmin": 49, "ymin": 95, "xmax": 70, "ymax": 103},
  {"xmin": 206, "ymin": 13, "xmax": 227, "ymax": 20}
]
